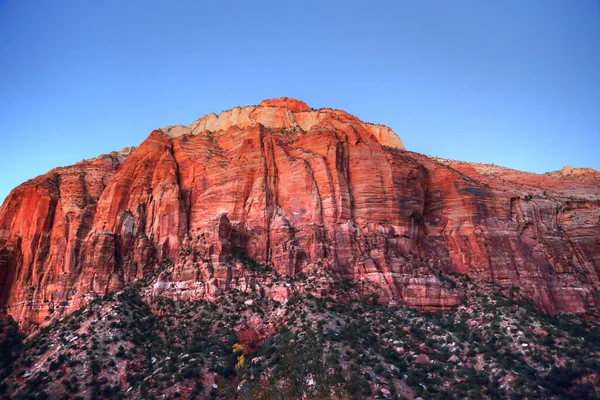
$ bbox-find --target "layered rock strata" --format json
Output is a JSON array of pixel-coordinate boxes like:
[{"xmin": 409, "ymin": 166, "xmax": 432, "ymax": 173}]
[{"xmin": 1, "ymin": 98, "xmax": 599, "ymax": 329}]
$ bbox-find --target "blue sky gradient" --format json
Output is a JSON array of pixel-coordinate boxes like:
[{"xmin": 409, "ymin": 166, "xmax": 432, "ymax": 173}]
[{"xmin": 1, "ymin": 0, "xmax": 599, "ymax": 203}]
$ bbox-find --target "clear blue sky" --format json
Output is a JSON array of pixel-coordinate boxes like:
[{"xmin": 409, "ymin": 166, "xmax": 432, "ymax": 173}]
[{"xmin": 1, "ymin": 0, "xmax": 599, "ymax": 204}]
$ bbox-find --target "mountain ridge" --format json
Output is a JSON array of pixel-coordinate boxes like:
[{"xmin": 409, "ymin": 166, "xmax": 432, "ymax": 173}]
[{"xmin": 1, "ymin": 98, "xmax": 599, "ymax": 333}]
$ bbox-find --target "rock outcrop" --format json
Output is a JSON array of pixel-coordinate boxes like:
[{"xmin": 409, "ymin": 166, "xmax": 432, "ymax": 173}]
[
  {"xmin": 1, "ymin": 98, "xmax": 599, "ymax": 329},
  {"xmin": 548, "ymin": 164, "xmax": 600, "ymax": 180},
  {"xmin": 0, "ymin": 151, "xmax": 131, "ymax": 328}
]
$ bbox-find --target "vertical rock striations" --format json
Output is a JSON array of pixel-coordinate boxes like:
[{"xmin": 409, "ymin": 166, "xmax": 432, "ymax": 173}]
[
  {"xmin": 1, "ymin": 98, "xmax": 599, "ymax": 328},
  {"xmin": 0, "ymin": 151, "xmax": 130, "ymax": 329}
]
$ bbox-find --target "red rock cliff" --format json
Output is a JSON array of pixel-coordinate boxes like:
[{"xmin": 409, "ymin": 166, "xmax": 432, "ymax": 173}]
[{"xmin": 1, "ymin": 98, "xmax": 599, "ymax": 328}]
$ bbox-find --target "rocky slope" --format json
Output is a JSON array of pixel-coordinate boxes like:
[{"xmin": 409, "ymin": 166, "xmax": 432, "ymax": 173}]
[
  {"xmin": 1, "ymin": 98, "xmax": 599, "ymax": 331},
  {"xmin": 1, "ymin": 273, "xmax": 599, "ymax": 400}
]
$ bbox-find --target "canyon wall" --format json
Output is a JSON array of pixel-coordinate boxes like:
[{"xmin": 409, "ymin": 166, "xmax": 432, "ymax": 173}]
[{"xmin": 1, "ymin": 98, "xmax": 599, "ymax": 329}]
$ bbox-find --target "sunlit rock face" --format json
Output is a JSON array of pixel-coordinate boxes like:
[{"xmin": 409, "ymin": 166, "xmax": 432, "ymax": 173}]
[{"xmin": 1, "ymin": 98, "xmax": 599, "ymax": 329}]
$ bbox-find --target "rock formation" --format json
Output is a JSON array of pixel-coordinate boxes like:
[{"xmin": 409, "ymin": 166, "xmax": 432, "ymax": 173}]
[
  {"xmin": 1, "ymin": 98, "xmax": 599, "ymax": 329},
  {"xmin": 548, "ymin": 164, "xmax": 600, "ymax": 180}
]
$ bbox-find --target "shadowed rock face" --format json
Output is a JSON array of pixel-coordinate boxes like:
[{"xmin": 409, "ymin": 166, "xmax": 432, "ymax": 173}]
[{"xmin": 1, "ymin": 98, "xmax": 599, "ymax": 329}]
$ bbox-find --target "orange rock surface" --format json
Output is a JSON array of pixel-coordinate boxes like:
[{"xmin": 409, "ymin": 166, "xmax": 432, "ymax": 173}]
[{"xmin": 1, "ymin": 98, "xmax": 599, "ymax": 328}]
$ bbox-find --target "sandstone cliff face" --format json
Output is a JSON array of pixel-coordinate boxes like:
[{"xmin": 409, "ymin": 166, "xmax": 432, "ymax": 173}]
[
  {"xmin": 1, "ymin": 98, "xmax": 599, "ymax": 328},
  {"xmin": 0, "ymin": 152, "xmax": 130, "ymax": 328}
]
